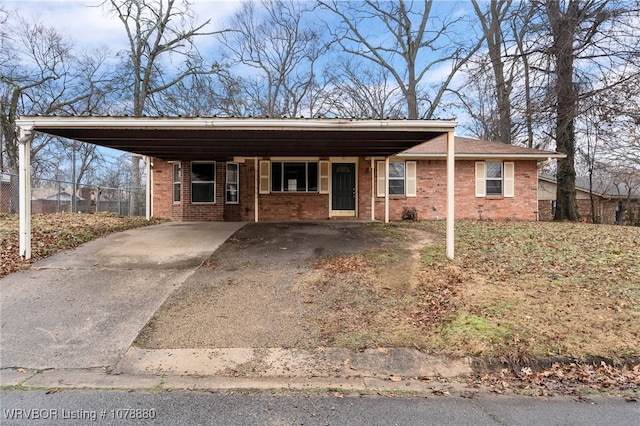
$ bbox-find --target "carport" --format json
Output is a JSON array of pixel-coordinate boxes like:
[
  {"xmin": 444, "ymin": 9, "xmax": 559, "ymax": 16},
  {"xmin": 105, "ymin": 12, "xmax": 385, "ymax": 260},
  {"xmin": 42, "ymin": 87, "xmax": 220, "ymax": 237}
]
[{"xmin": 15, "ymin": 117, "xmax": 457, "ymax": 260}]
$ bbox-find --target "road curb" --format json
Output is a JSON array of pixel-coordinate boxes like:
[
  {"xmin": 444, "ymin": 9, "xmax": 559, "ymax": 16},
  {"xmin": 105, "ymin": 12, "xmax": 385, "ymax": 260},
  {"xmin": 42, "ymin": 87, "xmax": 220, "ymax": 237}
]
[{"xmin": 2, "ymin": 367, "xmax": 467, "ymax": 395}]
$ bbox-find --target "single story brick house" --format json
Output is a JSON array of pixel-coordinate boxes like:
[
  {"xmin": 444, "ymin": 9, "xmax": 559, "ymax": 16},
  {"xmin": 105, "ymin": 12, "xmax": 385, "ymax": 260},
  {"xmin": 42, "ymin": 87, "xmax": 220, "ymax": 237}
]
[
  {"xmin": 14, "ymin": 116, "xmax": 566, "ymax": 259},
  {"xmin": 16, "ymin": 116, "xmax": 563, "ymax": 224},
  {"xmin": 148, "ymin": 134, "xmax": 562, "ymax": 222}
]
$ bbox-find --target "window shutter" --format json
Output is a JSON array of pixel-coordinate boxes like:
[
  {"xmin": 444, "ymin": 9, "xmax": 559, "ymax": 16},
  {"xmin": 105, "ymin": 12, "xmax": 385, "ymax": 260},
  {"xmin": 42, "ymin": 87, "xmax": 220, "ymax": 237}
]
[
  {"xmin": 503, "ymin": 162, "xmax": 515, "ymax": 197},
  {"xmin": 259, "ymin": 160, "xmax": 270, "ymax": 194},
  {"xmin": 406, "ymin": 161, "xmax": 417, "ymax": 197},
  {"xmin": 377, "ymin": 161, "xmax": 386, "ymax": 197},
  {"xmin": 475, "ymin": 162, "xmax": 486, "ymax": 197},
  {"xmin": 319, "ymin": 161, "xmax": 330, "ymax": 194}
]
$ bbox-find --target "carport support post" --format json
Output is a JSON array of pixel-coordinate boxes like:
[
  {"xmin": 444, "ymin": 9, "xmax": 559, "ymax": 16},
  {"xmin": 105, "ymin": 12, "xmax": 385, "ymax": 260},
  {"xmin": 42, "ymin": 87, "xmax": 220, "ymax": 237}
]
[
  {"xmin": 384, "ymin": 156, "xmax": 390, "ymax": 223},
  {"xmin": 18, "ymin": 128, "xmax": 32, "ymax": 260},
  {"xmin": 370, "ymin": 158, "xmax": 375, "ymax": 221},
  {"xmin": 145, "ymin": 156, "xmax": 151, "ymax": 220},
  {"xmin": 446, "ymin": 130, "xmax": 455, "ymax": 260},
  {"xmin": 254, "ymin": 157, "xmax": 259, "ymax": 222}
]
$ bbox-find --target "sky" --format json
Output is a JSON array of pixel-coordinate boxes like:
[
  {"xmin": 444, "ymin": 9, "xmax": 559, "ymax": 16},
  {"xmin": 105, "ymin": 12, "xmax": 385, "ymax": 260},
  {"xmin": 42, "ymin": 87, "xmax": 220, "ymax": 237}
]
[{"xmin": 4, "ymin": 0, "xmax": 244, "ymax": 53}]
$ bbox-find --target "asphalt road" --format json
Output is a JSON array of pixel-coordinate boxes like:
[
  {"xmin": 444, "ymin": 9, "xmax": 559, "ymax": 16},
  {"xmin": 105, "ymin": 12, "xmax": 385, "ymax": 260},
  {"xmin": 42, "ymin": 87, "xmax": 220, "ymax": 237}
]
[{"xmin": 2, "ymin": 390, "xmax": 638, "ymax": 425}]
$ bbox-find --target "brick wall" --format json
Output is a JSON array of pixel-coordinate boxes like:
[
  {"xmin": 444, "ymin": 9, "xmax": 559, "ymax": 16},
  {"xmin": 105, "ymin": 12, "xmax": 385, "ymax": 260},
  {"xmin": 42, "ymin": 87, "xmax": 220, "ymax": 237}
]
[
  {"xmin": 152, "ymin": 158, "xmax": 172, "ymax": 219},
  {"xmin": 153, "ymin": 159, "xmax": 226, "ymax": 221},
  {"xmin": 154, "ymin": 158, "xmax": 542, "ymax": 222},
  {"xmin": 258, "ymin": 193, "xmax": 330, "ymax": 221},
  {"xmin": 539, "ymin": 197, "xmax": 623, "ymax": 224},
  {"xmin": 374, "ymin": 160, "xmax": 539, "ymax": 221},
  {"xmin": 238, "ymin": 158, "xmax": 331, "ymax": 221},
  {"xmin": 356, "ymin": 158, "xmax": 374, "ymax": 220}
]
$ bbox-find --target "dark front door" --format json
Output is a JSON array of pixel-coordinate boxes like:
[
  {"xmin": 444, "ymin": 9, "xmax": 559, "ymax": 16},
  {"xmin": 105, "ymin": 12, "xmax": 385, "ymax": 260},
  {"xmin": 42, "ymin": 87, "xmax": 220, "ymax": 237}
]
[{"xmin": 332, "ymin": 163, "xmax": 356, "ymax": 211}]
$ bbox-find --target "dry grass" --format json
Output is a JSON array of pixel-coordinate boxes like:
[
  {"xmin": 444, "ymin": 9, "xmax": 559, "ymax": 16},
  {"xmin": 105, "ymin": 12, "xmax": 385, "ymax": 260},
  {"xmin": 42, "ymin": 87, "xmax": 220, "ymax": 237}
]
[
  {"xmin": 0, "ymin": 213, "xmax": 160, "ymax": 277},
  {"xmin": 303, "ymin": 221, "xmax": 640, "ymax": 361}
]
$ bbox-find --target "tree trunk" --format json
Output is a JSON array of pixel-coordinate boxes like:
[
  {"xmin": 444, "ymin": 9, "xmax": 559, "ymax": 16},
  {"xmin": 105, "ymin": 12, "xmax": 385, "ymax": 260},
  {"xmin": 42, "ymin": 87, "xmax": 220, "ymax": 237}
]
[{"xmin": 549, "ymin": 0, "xmax": 580, "ymax": 221}]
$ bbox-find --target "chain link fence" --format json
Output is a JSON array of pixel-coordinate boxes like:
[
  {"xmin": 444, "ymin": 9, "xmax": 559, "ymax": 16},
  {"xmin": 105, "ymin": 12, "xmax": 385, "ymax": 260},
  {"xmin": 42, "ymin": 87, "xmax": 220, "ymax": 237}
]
[{"xmin": 1, "ymin": 172, "xmax": 145, "ymax": 216}]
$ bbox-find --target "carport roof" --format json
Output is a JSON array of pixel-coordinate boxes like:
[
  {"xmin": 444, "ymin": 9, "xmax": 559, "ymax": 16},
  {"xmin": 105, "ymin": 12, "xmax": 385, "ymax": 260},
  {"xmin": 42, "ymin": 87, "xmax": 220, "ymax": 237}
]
[{"xmin": 16, "ymin": 116, "xmax": 457, "ymax": 160}]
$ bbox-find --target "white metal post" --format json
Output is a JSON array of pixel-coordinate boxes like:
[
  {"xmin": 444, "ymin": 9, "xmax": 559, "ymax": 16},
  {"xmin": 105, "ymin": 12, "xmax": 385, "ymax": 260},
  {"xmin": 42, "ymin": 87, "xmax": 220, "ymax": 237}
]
[
  {"xmin": 446, "ymin": 130, "xmax": 455, "ymax": 260},
  {"xmin": 370, "ymin": 158, "xmax": 375, "ymax": 221},
  {"xmin": 18, "ymin": 128, "xmax": 32, "ymax": 260},
  {"xmin": 145, "ymin": 156, "xmax": 152, "ymax": 220},
  {"xmin": 384, "ymin": 156, "xmax": 390, "ymax": 223},
  {"xmin": 254, "ymin": 157, "xmax": 259, "ymax": 222}
]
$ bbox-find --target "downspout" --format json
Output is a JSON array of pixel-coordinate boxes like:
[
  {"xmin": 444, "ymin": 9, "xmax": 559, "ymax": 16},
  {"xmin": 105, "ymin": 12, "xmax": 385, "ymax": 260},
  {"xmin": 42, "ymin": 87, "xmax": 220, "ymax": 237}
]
[
  {"xmin": 18, "ymin": 127, "xmax": 32, "ymax": 260},
  {"xmin": 254, "ymin": 157, "xmax": 259, "ymax": 222},
  {"xmin": 370, "ymin": 158, "xmax": 375, "ymax": 221},
  {"xmin": 384, "ymin": 156, "xmax": 390, "ymax": 223},
  {"xmin": 446, "ymin": 131, "xmax": 455, "ymax": 260}
]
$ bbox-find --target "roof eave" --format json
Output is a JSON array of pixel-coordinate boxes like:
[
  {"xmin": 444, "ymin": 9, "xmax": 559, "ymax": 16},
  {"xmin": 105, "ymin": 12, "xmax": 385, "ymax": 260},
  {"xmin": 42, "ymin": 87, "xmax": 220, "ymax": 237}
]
[
  {"xmin": 16, "ymin": 116, "xmax": 458, "ymax": 133},
  {"xmin": 396, "ymin": 153, "xmax": 567, "ymax": 160}
]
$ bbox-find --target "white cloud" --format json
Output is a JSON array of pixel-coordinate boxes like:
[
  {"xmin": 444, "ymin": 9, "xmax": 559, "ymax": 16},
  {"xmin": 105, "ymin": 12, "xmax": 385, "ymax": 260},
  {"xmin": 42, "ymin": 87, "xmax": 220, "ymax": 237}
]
[{"xmin": 4, "ymin": 0, "xmax": 243, "ymax": 53}]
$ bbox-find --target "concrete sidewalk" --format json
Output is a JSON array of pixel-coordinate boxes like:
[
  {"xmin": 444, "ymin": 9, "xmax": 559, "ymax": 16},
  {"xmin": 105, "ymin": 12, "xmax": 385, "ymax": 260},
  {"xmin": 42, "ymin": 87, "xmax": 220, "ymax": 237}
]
[
  {"xmin": 0, "ymin": 347, "xmax": 472, "ymax": 394},
  {"xmin": 0, "ymin": 222, "xmax": 245, "ymax": 370}
]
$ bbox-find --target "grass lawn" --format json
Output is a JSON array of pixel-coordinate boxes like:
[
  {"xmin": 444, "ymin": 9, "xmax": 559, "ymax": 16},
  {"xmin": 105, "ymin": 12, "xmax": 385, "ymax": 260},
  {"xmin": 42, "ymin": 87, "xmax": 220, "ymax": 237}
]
[
  {"xmin": 0, "ymin": 213, "xmax": 160, "ymax": 277},
  {"xmin": 307, "ymin": 221, "xmax": 640, "ymax": 362}
]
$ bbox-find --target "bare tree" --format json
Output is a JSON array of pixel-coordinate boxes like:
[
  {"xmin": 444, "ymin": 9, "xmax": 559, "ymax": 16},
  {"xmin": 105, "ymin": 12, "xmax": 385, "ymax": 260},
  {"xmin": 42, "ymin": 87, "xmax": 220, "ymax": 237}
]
[
  {"xmin": 602, "ymin": 76, "xmax": 640, "ymax": 168},
  {"xmin": 324, "ymin": 57, "xmax": 406, "ymax": 119},
  {"xmin": 470, "ymin": 0, "xmax": 515, "ymax": 144},
  {"xmin": 457, "ymin": 57, "xmax": 501, "ymax": 141},
  {"xmin": 104, "ymin": 0, "xmax": 222, "ymax": 214},
  {"xmin": 319, "ymin": 0, "xmax": 484, "ymax": 119},
  {"xmin": 219, "ymin": 0, "xmax": 324, "ymax": 117},
  {"xmin": 1, "ymin": 12, "xmax": 108, "ymax": 174},
  {"xmin": 530, "ymin": 0, "xmax": 640, "ymax": 221},
  {"xmin": 104, "ymin": 0, "xmax": 220, "ymax": 116}
]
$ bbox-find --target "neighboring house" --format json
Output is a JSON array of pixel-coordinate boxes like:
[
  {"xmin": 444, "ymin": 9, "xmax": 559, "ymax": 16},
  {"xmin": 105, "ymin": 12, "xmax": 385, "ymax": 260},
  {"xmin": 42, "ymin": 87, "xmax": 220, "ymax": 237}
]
[
  {"xmin": 15, "ymin": 116, "xmax": 563, "ymax": 223},
  {"xmin": 31, "ymin": 188, "xmax": 88, "ymax": 214},
  {"xmin": 539, "ymin": 175, "xmax": 640, "ymax": 225}
]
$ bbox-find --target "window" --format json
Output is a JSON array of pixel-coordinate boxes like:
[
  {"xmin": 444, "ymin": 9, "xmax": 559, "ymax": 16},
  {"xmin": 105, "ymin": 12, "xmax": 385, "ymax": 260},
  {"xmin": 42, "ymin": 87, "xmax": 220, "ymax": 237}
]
[
  {"xmin": 172, "ymin": 163, "xmax": 181, "ymax": 203},
  {"xmin": 388, "ymin": 162, "xmax": 406, "ymax": 195},
  {"xmin": 376, "ymin": 161, "xmax": 417, "ymax": 197},
  {"xmin": 271, "ymin": 162, "xmax": 318, "ymax": 192},
  {"xmin": 226, "ymin": 163, "xmax": 239, "ymax": 204},
  {"xmin": 475, "ymin": 161, "xmax": 514, "ymax": 198},
  {"xmin": 191, "ymin": 162, "xmax": 215, "ymax": 203},
  {"xmin": 485, "ymin": 162, "xmax": 503, "ymax": 195}
]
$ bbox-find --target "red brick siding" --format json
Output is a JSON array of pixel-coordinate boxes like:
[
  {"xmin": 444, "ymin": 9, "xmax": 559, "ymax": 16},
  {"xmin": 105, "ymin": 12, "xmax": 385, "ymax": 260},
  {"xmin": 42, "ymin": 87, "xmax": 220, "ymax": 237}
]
[
  {"xmin": 258, "ymin": 193, "xmax": 330, "ymax": 221},
  {"xmin": 153, "ymin": 159, "xmax": 226, "ymax": 221},
  {"xmin": 538, "ymin": 200, "xmax": 553, "ymax": 221},
  {"xmin": 539, "ymin": 197, "xmax": 624, "ymax": 224},
  {"xmin": 374, "ymin": 160, "xmax": 539, "ymax": 221},
  {"xmin": 356, "ymin": 158, "xmax": 374, "ymax": 220},
  {"xmin": 153, "ymin": 158, "xmax": 542, "ymax": 222},
  {"xmin": 151, "ymin": 158, "xmax": 172, "ymax": 219},
  {"xmin": 239, "ymin": 160, "xmax": 256, "ymax": 221}
]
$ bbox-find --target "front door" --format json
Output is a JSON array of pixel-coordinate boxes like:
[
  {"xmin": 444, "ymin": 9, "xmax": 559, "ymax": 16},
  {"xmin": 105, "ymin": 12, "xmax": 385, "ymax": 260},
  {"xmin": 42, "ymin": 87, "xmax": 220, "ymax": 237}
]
[{"xmin": 332, "ymin": 163, "xmax": 356, "ymax": 212}]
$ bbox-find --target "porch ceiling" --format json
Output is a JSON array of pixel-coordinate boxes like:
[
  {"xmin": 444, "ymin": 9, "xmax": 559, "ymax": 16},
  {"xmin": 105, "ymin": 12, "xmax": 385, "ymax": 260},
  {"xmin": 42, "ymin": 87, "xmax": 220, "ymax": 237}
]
[{"xmin": 16, "ymin": 116, "xmax": 456, "ymax": 161}]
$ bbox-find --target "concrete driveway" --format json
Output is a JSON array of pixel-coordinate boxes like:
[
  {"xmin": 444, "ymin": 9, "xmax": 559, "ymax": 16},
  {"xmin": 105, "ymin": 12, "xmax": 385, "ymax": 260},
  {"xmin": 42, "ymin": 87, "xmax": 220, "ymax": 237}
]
[{"xmin": 0, "ymin": 221, "xmax": 245, "ymax": 370}]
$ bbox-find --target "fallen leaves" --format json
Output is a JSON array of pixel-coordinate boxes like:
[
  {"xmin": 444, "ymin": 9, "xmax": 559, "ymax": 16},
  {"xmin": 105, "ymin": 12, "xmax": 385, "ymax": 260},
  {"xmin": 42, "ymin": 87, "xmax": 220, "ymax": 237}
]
[
  {"xmin": 0, "ymin": 213, "xmax": 161, "ymax": 277},
  {"xmin": 473, "ymin": 362, "xmax": 640, "ymax": 395}
]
